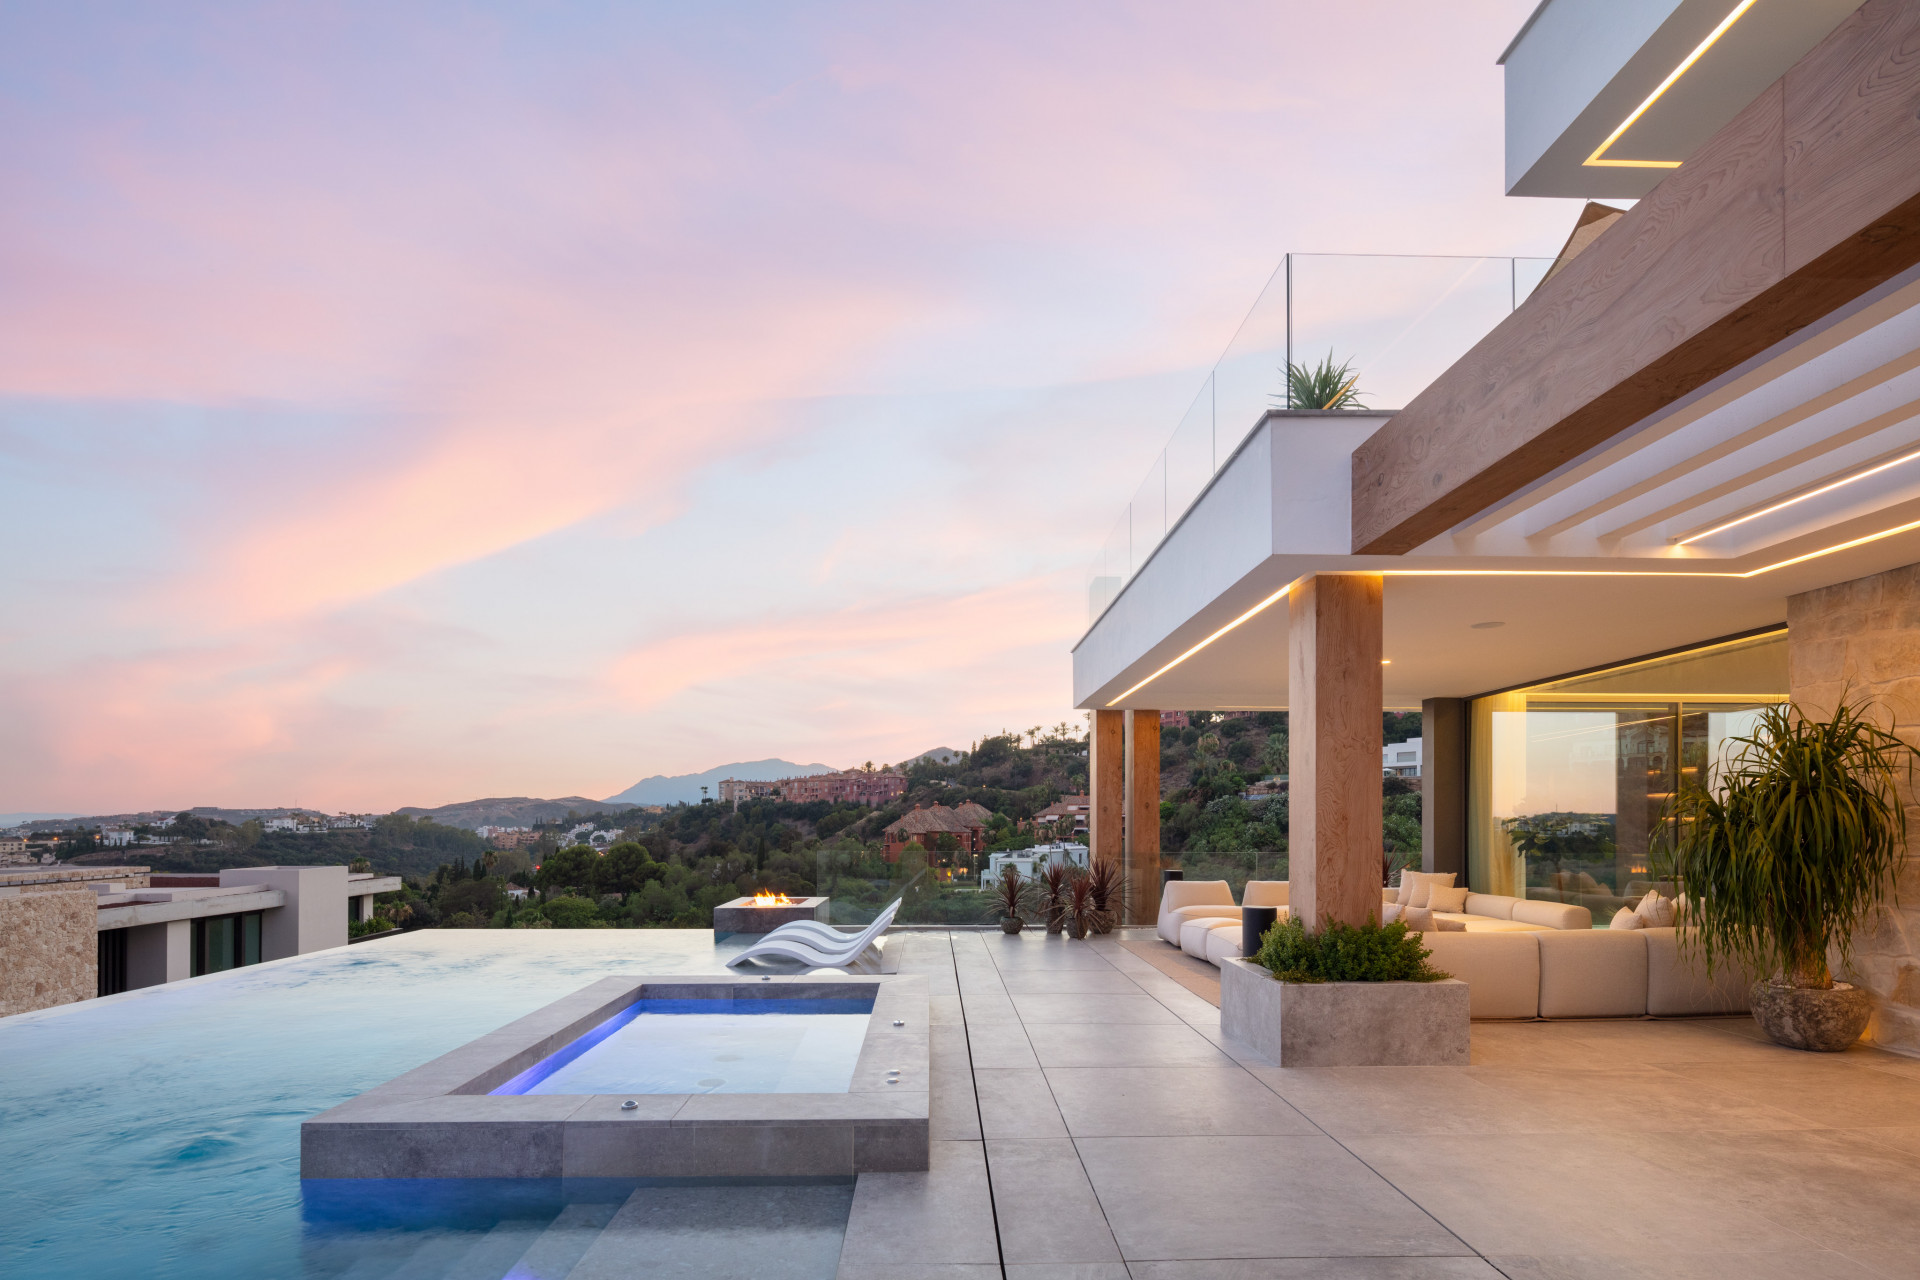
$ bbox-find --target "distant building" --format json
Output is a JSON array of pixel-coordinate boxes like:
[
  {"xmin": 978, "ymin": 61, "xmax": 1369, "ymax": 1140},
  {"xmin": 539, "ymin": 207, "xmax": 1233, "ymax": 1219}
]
[
  {"xmin": 478, "ymin": 826, "xmax": 537, "ymax": 849},
  {"xmin": 1383, "ymin": 738, "xmax": 1421, "ymax": 778},
  {"xmin": 882, "ymin": 803, "xmax": 989, "ymax": 864},
  {"xmin": 1030, "ymin": 795, "xmax": 1090, "ymax": 838},
  {"xmin": 263, "ymin": 817, "xmax": 298, "ymax": 833},
  {"xmin": 725, "ymin": 769, "xmax": 907, "ymax": 809},
  {"xmin": 981, "ymin": 842, "xmax": 1089, "ymax": 888},
  {"xmin": 1159, "ymin": 711, "xmax": 1190, "ymax": 729},
  {"xmin": 101, "ymin": 828, "xmax": 135, "ymax": 847}
]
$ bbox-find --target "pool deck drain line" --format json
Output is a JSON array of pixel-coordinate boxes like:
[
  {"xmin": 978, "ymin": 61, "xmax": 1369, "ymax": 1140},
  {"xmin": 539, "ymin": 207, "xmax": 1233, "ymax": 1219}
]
[{"xmin": 949, "ymin": 933, "xmax": 1009, "ymax": 1280}]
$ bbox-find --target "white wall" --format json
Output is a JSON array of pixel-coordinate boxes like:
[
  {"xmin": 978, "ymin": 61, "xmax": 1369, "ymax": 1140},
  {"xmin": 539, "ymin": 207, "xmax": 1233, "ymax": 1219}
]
[{"xmin": 219, "ymin": 865, "xmax": 349, "ymax": 960}]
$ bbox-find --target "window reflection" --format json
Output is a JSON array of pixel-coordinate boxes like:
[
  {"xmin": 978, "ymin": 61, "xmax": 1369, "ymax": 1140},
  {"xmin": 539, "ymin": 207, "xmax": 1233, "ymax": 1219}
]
[{"xmin": 1468, "ymin": 632, "xmax": 1786, "ymax": 924}]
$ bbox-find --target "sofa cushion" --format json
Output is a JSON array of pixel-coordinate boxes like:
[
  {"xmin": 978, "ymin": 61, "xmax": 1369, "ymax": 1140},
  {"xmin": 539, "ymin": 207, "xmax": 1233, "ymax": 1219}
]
[
  {"xmin": 1243, "ymin": 880, "xmax": 1289, "ymax": 908},
  {"xmin": 1463, "ymin": 893, "xmax": 1517, "ymax": 920},
  {"xmin": 1405, "ymin": 872, "xmax": 1456, "ymax": 908},
  {"xmin": 1610, "ymin": 907, "xmax": 1644, "ymax": 929},
  {"xmin": 1645, "ymin": 927, "xmax": 1753, "ymax": 1016},
  {"xmin": 1402, "ymin": 905, "xmax": 1434, "ymax": 932},
  {"xmin": 1158, "ymin": 880, "xmax": 1237, "ymax": 943},
  {"xmin": 1181, "ymin": 916, "xmax": 1238, "ymax": 959},
  {"xmin": 1435, "ymin": 916, "xmax": 1467, "ymax": 931},
  {"xmin": 1204, "ymin": 922, "xmax": 1245, "ymax": 966},
  {"xmin": 1419, "ymin": 931, "xmax": 1540, "ymax": 1019},
  {"xmin": 1447, "ymin": 915, "xmax": 1548, "ymax": 933},
  {"xmin": 1510, "ymin": 899, "xmax": 1593, "ymax": 931},
  {"xmin": 1428, "ymin": 885, "xmax": 1469, "ymax": 913},
  {"xmin": 1537, "ymin": 929, "xmax": 1649, "ymax": 1018}
]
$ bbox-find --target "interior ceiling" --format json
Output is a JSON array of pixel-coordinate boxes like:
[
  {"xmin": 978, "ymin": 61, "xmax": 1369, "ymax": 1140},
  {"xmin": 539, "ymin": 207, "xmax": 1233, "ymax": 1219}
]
[{"xmin": 1090, "ymin": 270, "xmax": 1920, "ymax": 711}]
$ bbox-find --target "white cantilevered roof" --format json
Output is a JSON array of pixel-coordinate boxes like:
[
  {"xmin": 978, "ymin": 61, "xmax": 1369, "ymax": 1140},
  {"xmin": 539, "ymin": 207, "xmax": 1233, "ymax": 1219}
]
[{"xmin": 1073, "ymin": 265, "xmax": 1920, "ymax": 710}]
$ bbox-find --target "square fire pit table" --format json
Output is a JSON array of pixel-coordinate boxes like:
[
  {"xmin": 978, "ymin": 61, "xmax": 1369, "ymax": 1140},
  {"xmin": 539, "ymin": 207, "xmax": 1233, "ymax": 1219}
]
[
  {"xmin": 302, "ymin": 972, "xmax": 928, "ymax": 1180},
  {"xmin": 712, "ymin": 894, "xmax": 829, "ymax": 934}
]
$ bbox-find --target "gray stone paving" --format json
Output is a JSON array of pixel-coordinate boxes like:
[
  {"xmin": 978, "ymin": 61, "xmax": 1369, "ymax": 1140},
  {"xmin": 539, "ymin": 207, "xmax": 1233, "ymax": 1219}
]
[{"xmin": 834, "ymin": 927, "xmax": 1920, "ymax": 1280}]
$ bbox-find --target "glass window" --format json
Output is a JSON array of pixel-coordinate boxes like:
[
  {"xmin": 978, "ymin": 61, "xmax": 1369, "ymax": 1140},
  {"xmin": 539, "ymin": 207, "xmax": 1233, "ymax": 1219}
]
[
  {"xmin": 1467, "ymin": 631, "xmax": 1787, "ymax": 924},
  {"xmin": 241, "ymin": 913, "xmax": 262, "ymax": 967}
]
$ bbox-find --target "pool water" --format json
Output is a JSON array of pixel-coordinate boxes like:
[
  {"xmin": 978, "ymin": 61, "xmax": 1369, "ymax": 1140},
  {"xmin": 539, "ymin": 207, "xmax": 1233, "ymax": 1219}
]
[
  {"xmin": 0, "ymin": 930, "xmax": 858, "ymax": 1280},
  {"xmin": 493, "ymin": 997, "xmax": 875, "ymax": 1095}
]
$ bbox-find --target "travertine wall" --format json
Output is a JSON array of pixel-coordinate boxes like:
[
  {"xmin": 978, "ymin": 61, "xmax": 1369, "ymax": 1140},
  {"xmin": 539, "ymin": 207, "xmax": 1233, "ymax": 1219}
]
[
  {"xmin": 0, "ymin": 891, "xmax": 96, "ymax": 1016},
  {"xmin": 1789, "ymin": 563, "xmax": 1920, "ymax": 1057}
]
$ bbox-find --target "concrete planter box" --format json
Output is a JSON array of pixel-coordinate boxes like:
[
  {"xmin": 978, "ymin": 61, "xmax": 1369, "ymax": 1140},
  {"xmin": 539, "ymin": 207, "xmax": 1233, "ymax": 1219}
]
[{"xmin": 1220, "ymin": 958, "xmax": 1470, "ymax": 1066}]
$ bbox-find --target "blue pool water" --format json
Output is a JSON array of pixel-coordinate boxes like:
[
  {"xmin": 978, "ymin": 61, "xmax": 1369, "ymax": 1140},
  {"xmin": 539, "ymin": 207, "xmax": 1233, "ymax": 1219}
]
[
  {"xmin": 494, "ymin": 997, "xmax": 875, "ymax": 1095},
  {"xmin": 0, "ymin": 930, "xmax": 856, "ymax": 1280}
]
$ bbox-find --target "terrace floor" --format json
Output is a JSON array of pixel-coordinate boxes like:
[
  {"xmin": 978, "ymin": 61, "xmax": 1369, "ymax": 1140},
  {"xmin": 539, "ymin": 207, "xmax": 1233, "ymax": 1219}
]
[{"xmin": 836, "ymin": 926, "xmax": 1920, "ymax": 1280}]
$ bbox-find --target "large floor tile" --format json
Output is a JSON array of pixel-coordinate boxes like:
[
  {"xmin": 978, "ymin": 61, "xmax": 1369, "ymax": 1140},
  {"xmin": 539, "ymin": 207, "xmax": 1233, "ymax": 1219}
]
[
  {"xmin": 1485, "ymin": 1251, "xmax": 1883, "ymax": 1279},
  {"xmin": 1461, "ymin": 1063, "xmax": 1819, "ymax": 1134},
  {"xmin": 1128, "ymin": 1261, "xmax": 1504, "ymax": 1279},
  {"xmin": 1024, "ymin": 1021, "xmax": 1235, "ymax": 1069},
  {"xmin": 986, "ymin": 1139, "xmax": 1122, "ymax": 1265},
  {"xmin": 837, "ymin": 1140, "xmax": 998, "ymax": 1279},
  {"xmin": 1656, "ymin": 1057, "xmax": 1920, "ymax": 1128},
  {"xmin": 996, "ymin": 970, "xmax": 1147, "ymax": 995},
  {"xmin": 1075, "ymin": 1135, "xmax": 1466, "ymax": 1261},
  {"xmin": 1343, "ymin": 1131, "xmax": 1817, "ymax": 1260},
  {"xmin": 965, "ymin": 1017, "xmax": 1041, "ymax": 1070},
  {"xmin": 1010, "ymin": 993, "xmax": 1181, "ymax": 1024},
  {"xmin": 975, "ymin": 1067, "xmax": 1069, "ymax": 1139},
  {"xmin": 1045, "ymin": 1066, "xmax": 1315, "ymax": 1138},
  {"xmin": 1247, "ymin": 1065, "xmax": 1546, "ymax": 1138}
]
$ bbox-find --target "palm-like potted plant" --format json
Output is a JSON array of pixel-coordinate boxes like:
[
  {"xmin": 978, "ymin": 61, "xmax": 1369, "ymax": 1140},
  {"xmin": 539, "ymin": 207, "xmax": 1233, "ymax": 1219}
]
[
  {"xmin": 989, "ymin": 863, "xmax": 1034, "ymax": 934},
  {"xmin": 1660, "ymin": 697, "xmax": 1915, "ymax": 1051},
  {"xmin": 1061, "ymin": 870, "xmax": 1100, "ymax": 940},
  {"xmin": 1038, "ymin": 861, "xmax": 1070, "ymax": 935},
  {"xmin": 1085, "ymin": 857, "xmax": 1125, "ymax": 935},
  {"xmin": 1274, "ymin": 352, "xmax": 1365, "ymax": 411}
]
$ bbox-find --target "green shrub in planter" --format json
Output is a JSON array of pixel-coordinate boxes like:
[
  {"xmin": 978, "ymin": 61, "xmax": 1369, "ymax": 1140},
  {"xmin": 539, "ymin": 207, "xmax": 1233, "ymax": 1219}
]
[{"xmin": 1252, "ymin": 917, "xmax": 1448, "ymax": 984}]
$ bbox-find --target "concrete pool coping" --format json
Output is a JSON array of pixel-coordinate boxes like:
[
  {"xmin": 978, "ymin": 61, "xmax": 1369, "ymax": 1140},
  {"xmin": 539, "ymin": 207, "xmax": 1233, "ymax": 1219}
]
[{"xmin": 301, "ymin": 973, "xmax": 929, "ymax": 1180}]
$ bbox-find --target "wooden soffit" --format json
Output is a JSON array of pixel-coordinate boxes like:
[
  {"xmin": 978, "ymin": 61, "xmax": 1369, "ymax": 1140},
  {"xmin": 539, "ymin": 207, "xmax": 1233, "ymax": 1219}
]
[{"xmin": 1352, "ymin": 0, "xmax": 1920, "ymax": 555}]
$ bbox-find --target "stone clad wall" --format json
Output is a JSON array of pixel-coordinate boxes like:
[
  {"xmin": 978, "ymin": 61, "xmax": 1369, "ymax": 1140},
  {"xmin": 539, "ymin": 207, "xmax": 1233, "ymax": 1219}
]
[
  {"xmin": 1789, "ymin": 563, "xmax": 1920, "ymax": 1057},
  {"xmin": 0, "ymin": 891, "xmax": 97, "ymax": 1016}
]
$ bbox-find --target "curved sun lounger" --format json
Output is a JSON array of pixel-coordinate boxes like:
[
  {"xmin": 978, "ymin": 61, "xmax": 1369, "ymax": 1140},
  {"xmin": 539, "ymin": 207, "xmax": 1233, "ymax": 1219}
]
[
  {"xmin": 755, "ymin": 898, "xmax": 901, "ymax": 948},
  {"xmin": 726, "ymin": 900, "xmax": 898, "ymax": 969}
]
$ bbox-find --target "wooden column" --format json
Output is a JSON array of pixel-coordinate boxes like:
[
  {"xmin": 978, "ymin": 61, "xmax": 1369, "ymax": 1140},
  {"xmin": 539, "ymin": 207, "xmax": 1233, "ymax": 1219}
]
[
  {"xmin": 1124, "ymin": 709, "xmax": 1161, "ymax": 925},
  {"xmin": 1288, "ymin": 574, "xmax": 1384, "ymax": 931},
  {"xmin": 1089, "ymin": 709, "xmax": 1124, "ymax": 874}
]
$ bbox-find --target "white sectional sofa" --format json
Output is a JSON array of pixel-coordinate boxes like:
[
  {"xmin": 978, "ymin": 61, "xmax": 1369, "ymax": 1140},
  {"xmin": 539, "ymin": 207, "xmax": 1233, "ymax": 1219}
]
[{"xmin": 1156, "ymin": 881, "xmax": 1752, "ymax": 1020}]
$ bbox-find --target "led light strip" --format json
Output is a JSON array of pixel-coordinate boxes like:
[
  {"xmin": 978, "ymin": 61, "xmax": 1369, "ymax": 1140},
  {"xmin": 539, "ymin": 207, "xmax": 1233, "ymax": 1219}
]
[
  {"xmin": 1584, "ymin": 0, "xmax": 1758, "ymax": 169},
  {"xmin": 1102, "ymin": 513, "xmax": 1920, "ymax": 705},
  {"xmin": 1672, "ymin": 445, "xmax": 1920, "ymax": 545}
]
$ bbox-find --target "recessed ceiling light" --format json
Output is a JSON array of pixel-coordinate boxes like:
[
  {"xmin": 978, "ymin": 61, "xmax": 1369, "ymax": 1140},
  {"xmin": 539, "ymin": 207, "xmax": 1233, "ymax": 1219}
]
[
  {"xmin": 1380, "ymin": 659, "xmax": 1392, "ymax": 665},
  {"xmin": 1471, "ymin": 621, "xmax": 1505, "ymax": 629}
]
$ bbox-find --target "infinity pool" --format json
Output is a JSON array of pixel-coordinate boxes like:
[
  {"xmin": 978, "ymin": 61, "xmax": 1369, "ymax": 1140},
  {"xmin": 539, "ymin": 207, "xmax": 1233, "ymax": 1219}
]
[
  {"xmin": 0, "ymin": 930, "xmax": 856, "ymax": 1280},
  {"xmin": 492, "ymin": 996, "xmax": 875, "ymax": 1095}
]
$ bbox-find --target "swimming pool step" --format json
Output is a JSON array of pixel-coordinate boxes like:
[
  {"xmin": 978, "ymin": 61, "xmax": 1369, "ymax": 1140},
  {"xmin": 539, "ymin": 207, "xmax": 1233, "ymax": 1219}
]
[{"xmin": 499, "ymin": 1202, "xmax": 620, "ymax": 1280}]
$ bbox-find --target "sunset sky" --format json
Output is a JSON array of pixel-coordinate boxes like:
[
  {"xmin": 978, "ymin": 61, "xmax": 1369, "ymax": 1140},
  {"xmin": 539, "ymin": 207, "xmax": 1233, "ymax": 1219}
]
[{"xmin": 1, "ymin": 1, "xmax": 1578, "ymax": 814}]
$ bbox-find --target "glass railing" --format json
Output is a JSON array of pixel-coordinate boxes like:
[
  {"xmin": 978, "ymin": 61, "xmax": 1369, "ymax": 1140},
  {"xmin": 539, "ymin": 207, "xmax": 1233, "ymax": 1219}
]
[
  {"xmin": 1161, "ymin": 851, "xmax": 1289, "ymax": 901},
  {"xmin": 1086, "ymin": 253, "xmax": 1554, "ymax": 626}
]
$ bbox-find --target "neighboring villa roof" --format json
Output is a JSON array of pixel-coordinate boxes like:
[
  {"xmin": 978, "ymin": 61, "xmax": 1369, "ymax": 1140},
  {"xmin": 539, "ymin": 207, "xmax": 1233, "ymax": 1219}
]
[
  {"xmin": 883, "ymin": 803, "xmax": 987, "ymax": 837},
  {"xmin": 1034, "ymin": 795, "xmax": 1089, "ymax": 821}
]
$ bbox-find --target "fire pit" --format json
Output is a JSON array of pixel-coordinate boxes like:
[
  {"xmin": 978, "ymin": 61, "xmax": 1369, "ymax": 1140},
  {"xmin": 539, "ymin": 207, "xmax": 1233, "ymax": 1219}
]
[{"xmin": 712, "ymin": 893, "xmax": 829, "ymax": 935}]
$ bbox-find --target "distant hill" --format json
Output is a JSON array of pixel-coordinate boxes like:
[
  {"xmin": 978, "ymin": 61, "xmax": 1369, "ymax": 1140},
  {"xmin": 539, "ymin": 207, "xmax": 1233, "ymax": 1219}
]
[
  {"xmin": 907, "ymin": 747, "xmax": 964, "ymax": 766},
  {"xmin": 392, "ymin": 796, "xmax": 629, "ymax": 831},
  {"xmin": 604, "ymin": 760, "xmax": 836, "ymax": 806}
]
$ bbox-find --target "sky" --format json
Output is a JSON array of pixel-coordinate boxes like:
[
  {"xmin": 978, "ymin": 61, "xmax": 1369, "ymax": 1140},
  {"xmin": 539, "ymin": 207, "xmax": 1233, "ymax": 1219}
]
[{"xmin": 0, "ymin": 0, "xmax": 1579, "ymax": 815}]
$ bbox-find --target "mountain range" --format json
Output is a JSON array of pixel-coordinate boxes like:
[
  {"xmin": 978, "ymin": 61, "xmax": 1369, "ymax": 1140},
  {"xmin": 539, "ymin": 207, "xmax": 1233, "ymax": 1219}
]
[{"xmin": 602, "ymin": 759, "xmax": 836, "ymax": 806}]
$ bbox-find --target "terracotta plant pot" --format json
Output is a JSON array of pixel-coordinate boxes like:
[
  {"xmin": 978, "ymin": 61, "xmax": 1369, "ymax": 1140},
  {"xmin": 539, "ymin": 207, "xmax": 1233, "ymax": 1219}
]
[
  {"xmin": 1000, "ymin": 917, "xmax": 1024, "ymax": 935},
  {"xmin": 1749, "ymin": 979, "xmax": 1871, "ymax": 1052}
]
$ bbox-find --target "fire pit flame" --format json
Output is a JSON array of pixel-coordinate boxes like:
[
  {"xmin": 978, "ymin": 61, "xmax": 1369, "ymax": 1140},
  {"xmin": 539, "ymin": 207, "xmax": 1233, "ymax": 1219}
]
[{"xmin": 751, "ymin": 891, "xmax": 793, "ymax": 906}]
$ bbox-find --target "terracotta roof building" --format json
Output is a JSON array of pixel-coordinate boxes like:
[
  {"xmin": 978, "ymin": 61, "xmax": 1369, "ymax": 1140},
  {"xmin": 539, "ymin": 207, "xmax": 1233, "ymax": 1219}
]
[{"xmin": 882, "ymin": 803, "xmax": 989, "ymax": 865}]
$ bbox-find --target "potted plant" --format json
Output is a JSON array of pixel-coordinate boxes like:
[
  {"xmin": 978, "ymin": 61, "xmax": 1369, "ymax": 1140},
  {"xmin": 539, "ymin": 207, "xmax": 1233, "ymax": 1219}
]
[
  {"xmin": 1061, "ymin": 870, "xmax": 1099, "ymax": 940},
  {"xmin": 989, "ymin": 863, "xmax": 1033, "ymax": 934},
  {"xmin": 1273, "ymin": 352, "xmax": 1365, "ymax": 411},
  {"xmin": 1085, "ymin": 857, "xmax": 1124, "ymax": 934},
  {"xmin": 1038, "ymin": 861, "xmax": 1070, "ymax": 935},
  {"xmin": 1661, "ymin": 697, "xmax": 1916, "ymax": 1052}
]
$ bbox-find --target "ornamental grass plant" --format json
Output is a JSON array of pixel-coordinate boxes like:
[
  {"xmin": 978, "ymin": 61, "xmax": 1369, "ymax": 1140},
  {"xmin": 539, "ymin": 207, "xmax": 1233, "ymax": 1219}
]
[
  {"xmin": 1252, "ymin": 917, "xmax": 1447, "ymax": 984},
  {"xmin": 1658, "ymin": 697, "xmax": 1915, "ymax": 988}
]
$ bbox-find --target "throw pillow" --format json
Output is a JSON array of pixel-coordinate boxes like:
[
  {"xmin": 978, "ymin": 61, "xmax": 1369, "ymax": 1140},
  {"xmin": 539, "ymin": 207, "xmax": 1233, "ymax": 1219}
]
[
  {"xmin": 1395, "ymin": 871, "xmax": 1415, "ymax": 906},
  {"xmin": 1382, "ymin": 902, "xmax": 1403, "ymax": 924},
  {"xmin": 1427, "ymin": 885, "xmax": 1468, "ymax": 913},
  {"xmin": 1402, "ymin": 905, "xmax": 1434, "ymax": 932},
  {"xmin": 1407, "ymin": 872, "xmax": 1456, "ymax": 909},
  {"xmin": 1634, "ymin": 890, "xmax": 1676, "ymax": 929},
  {"xmin": 1435, "ymin": 917, "xmax": 1467, "ymax": 931},
  {"xmin": 1609, "ymin": 906, "xmax": 1644, "ymax": 930}
]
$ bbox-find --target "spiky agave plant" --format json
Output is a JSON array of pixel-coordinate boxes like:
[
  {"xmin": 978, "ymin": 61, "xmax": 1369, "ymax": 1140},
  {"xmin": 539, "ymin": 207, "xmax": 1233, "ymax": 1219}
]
[
  {"xmin": 988, "ymin": 863, "xmax": 1035, "ymax": 925},
  {"xmin": 1277, "ymin": 352, "xmax": 1366, "ymax": 411},
  {"xmin": 1038, "ymin": 860, "xmax": 1070, "ymax": 934},
  {"xmin": 1062, "ymin": 870, "xmax": 1098, "ymax": 940},
  {"xmin": 1085, "ymin": 857, "xmax": 1125, "ymax": 934},
  {"xmin": 1658, "ymin": 697, "xmax": 1915, "ymax": 988}
]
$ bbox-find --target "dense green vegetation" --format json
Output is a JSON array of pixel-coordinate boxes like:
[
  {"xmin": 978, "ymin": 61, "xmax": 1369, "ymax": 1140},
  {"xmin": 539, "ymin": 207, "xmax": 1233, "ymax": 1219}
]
[
  {"xmin": 1252, "ymin": 917, "xmax": 1446, "ymax": 984},
  {"xmin": 78, "ymin": 812, "xmax": 489, "ymax": 881}
]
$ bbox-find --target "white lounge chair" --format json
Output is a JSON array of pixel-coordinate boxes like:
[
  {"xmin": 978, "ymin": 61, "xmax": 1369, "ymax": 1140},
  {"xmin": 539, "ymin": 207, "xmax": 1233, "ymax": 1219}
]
[
  {"xmin": 726, "ymin": 901, "xmax": 897, "ymax": 969},
  {"xmin": 753, "ymin": 899, "xmax": 900, "ymax": 949}
]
